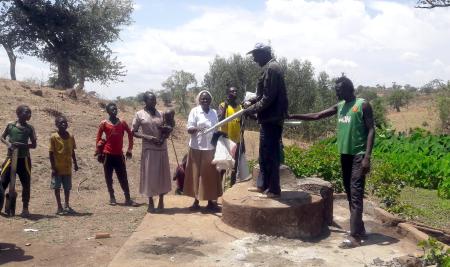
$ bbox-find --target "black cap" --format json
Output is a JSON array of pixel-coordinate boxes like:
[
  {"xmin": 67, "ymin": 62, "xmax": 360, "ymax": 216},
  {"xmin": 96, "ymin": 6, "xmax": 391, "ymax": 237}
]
[{"xmin": 247, "ymin": 42, "xmax": 271, "ymax": 54}]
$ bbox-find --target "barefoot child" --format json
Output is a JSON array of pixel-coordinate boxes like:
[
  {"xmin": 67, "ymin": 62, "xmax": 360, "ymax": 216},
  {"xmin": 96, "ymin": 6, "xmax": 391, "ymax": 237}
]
[
  {"xmin": 172, "ymin": 154, "xmax": 187, "ymax": 195},
  {"xmin": 0, "ymin": 105, "xmax": 37, "ymax": 217},
  {"xmin": 49, "ymin": 116, "xmax": 78, "ymax": 214},
  {"xmin": 96, "ymin": 102, "xmax": 134, "ymax": 206}
]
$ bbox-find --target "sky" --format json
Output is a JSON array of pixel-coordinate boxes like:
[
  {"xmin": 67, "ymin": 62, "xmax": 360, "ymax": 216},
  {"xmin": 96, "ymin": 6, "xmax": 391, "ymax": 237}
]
[{"xmin": 1, "ymin": 0, "xmax": 450, "ymax": 99}]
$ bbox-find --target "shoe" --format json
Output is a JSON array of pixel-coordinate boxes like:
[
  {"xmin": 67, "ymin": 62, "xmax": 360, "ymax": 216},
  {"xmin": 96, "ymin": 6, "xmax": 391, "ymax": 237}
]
[
  {"xmin": 189, "ymin": 202, "xmax": 200, "ymax": 211},
  {"xmin": 124, "ymin": 199, "xmax": 136, "ymax": 206},
  {"xmin": 64, "ymin": 206, "xmax": 75, "ymax": 214},
  {"xmin": 206, "ymin": 202, "xmax": 221, "ymax": 212},
  {"xmin": 248, "ymin": 187, "xmax": 264, "ymax": 193},
  {"xmin": 147, "ymin": 205, "xmax": 155, "ymax": 213},
  {"xmin": 263, "ymin": 192, "xmax": 281, "ymax": 199},
  {"xmin": 109, "ymin": 197, "xmax": 117, "ymax": 206},
  {"xmin": 20, "ymin": 208, "xmax": 30, "ymax": 218},
  {"xmin": 338, "ymin": 236, "xmax": 361, "ymax": 249},
  {"xmin": 56, "ymin": 207, "xmax": 65, "ymax": 215},
  {"xmin": 175, "ymin": 189, "xmax": 183, "ymax": 195}
]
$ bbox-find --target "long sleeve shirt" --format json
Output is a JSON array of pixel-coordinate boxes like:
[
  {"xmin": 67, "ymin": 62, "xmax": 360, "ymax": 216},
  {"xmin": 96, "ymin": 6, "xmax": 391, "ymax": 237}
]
[
  {"xmin": 247, "ymin": 58, "xmax": 288, "ymax": 124},
  {"xmin": 96, "ymin": 119, "xmax": 133, "ymax": 155}
]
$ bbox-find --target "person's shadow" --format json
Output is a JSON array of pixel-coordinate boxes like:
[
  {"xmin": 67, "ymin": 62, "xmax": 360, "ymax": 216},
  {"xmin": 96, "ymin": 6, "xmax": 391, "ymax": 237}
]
[{"xmin": 0, "ymin": 243, "xmax": 33, "ymax": 264}]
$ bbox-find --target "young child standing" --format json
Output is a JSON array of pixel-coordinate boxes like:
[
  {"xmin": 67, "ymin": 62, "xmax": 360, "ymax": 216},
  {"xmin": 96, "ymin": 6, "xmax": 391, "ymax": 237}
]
[
  {"xmin": 0, "ymin": 105, "xmax": 37, "ymax": 217},
  {"xmin": 96, "ymin": 102, "xmax": 134, "ymax": 206},
  {"xmin": 49, "ymin": 116, "xmax": 78, "ymax": 215}
]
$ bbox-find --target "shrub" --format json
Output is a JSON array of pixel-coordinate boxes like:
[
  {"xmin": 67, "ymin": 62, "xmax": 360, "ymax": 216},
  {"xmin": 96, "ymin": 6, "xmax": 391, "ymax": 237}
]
[{"xmin": 285, "ymin": 141, "xmax": 343, "ymax": 192}]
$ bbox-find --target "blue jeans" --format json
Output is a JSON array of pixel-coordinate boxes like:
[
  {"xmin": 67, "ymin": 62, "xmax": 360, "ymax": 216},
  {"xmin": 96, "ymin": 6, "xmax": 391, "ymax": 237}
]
[{"xmin": 259, "ymin": 123, "xmax": 283, "ymax": 194}]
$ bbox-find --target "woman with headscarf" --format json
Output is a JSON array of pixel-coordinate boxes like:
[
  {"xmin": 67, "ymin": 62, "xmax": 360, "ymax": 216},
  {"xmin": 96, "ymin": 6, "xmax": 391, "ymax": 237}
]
[
  {"xmin": 132, "ymin": 92, "xmax": 171, "ymax": 213},
  {"xmin": 184, "ymin": 90, "xmax": 222, "ymax": 211}
]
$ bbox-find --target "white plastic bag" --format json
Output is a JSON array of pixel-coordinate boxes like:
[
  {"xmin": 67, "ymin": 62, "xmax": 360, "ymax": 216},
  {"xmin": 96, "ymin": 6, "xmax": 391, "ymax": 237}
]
[
  {"xmin": 236, "ymin": 152, "xmax": 251, "ymax": 181},
  {"xmin": 212, "ymin": 136, "xmax": 236, "ymax": 171}
]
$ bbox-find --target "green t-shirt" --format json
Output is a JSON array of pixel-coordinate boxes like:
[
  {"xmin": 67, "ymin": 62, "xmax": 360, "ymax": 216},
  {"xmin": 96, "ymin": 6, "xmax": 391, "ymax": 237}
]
[
  {"xmin": 5, "ymin": 122, "xmax": 36, "ymax": 158},
  {"xmin": 337, "ymin": 98, "xmax": 367, "ymax": 155}
]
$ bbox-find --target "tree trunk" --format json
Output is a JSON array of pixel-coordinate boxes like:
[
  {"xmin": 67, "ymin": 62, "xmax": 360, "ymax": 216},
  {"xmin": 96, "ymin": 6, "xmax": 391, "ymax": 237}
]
[
  {"xmin": 2, "ymin": 42, "xmax": 17, "ymax": 80},
  {"xmin": 55, "ymin": 55, "xmax": 73, "ymax": 89},
  {"xmin": 75, "ymin": 74, "xmax": 85, "ymax": 91}
]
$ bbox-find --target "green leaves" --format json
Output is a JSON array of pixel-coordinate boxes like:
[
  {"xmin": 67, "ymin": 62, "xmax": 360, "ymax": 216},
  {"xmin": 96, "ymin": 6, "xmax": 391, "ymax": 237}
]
[{"xmin": 284, "ymin": 128, "xmax": 450, "ymax": 203}]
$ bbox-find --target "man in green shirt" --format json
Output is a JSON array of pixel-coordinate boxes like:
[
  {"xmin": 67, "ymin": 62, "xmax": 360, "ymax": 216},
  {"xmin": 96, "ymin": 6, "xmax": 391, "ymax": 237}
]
[
  {"xmin": 289, "ymin": 76, "xmax": 375, "ymax": 248},
  {"xmin": 1, "ymin": 105, "xmax": 37, "ymax": 217}
]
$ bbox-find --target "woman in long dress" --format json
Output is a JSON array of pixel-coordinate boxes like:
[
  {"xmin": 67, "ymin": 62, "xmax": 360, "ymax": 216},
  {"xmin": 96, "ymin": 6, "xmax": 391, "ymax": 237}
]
[
  {"xmin": 184, "ymin": 90, "xmax": 222, "ymax": 211},
  {"xmin": 132, "ymin": 92, "xmax": 171, "ymax": 212}
]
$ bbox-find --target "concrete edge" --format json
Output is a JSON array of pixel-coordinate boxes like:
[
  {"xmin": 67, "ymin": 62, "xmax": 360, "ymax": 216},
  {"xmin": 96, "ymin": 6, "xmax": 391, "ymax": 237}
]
[{"xmin": 362, "ymin": 198, "xmax": 450, "ymax": 251}]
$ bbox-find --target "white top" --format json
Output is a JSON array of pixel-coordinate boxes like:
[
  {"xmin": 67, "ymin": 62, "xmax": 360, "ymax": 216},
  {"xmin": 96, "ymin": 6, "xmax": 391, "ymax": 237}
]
[{"xmin": 187, "ymin": 106, "xmax": 218, "ymax": 150}]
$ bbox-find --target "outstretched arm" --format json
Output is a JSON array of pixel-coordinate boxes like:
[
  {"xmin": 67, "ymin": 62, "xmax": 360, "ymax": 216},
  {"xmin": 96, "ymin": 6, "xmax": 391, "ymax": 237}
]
[
  {"xmin": 362, "ymin": 102, "xmax": 375, "ymax": 175},
  {"xmin": 288, "ymin": 105, "xmax": 338, "ymax": 121}
]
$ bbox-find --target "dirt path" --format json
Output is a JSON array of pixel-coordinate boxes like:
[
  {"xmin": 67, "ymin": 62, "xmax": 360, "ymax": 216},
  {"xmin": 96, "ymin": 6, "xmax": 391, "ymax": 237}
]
[{"xmin": 109, "ymin": 196, "xmax": 420, "ymax": 267}]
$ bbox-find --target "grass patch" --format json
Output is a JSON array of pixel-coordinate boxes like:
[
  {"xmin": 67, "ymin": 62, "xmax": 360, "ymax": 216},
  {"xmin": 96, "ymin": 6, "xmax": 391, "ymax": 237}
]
[{"xmin": 399, "ymin": 187, "xmax": 450, "ymax": 230}]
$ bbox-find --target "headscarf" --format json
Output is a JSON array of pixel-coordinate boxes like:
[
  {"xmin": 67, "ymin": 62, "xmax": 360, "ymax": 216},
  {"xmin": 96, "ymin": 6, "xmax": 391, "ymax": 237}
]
[{"xmin": 196, "ymin": 90, "xmax": 213, "ymax": 105}]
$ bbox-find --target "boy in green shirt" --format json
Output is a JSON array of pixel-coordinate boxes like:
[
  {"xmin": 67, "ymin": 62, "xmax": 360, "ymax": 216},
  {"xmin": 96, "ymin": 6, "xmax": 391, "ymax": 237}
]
[
  {"xmin": 288, "ymin": 76, "xmax": 375, "ymax": 248},
  {"xmin": 49, "ymin": 116, "xmax": 78, "ymax": 214},
  {"xmin": 1, "ymin": 105, "xmax": 37, "ymax": 217}
]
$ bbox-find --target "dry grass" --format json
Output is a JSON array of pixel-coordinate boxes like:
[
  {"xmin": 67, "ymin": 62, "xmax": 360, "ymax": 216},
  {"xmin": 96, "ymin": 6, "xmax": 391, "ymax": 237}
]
[{"xmin": 387, "ymin": 95, "xmax": 440, "ymax": 133}]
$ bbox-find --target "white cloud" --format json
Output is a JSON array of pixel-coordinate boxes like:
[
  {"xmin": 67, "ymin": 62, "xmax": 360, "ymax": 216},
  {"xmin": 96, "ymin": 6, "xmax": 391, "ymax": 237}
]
[{"xmin": 2, "ymin": 0, "xmax": 450, "ymax": 98}]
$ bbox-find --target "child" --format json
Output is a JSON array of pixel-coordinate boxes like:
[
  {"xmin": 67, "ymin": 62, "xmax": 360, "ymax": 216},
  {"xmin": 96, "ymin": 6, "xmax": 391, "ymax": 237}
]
[
  {"xmin": 172, "ymin": 154, "xmax": 187, "ymax": 195},
  {"xmin": 0, "ymin": 105, "xmax": 37, "ymax": 217},
  {"xmin": 49, "ymin": 116, "xmax": 78, "ymax": 215},
  {"xmin": 158, "ymin": 109, "xmax": 175, "ymax": 143},
  {"xmin": 96, "ymin": 102, "xmax": 134, "ymax": 206}
]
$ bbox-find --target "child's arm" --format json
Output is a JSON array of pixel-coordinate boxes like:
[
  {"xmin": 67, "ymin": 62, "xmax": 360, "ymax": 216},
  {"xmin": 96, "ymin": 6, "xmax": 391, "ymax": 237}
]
[
  {"xmin": 49, "ymin": 151, "xmax": 57, "ymax": 176},
  {"xmin": 288, "ymin": 105, "xmax": 338, "ymax": 121},
  {"xmin": 72, "ymin": 150, "xmax": 79, "ymax": 171},
  {"xmin": 28, "ymin": 125, "xmax": 37, "ymax": 149},
  {"xmin": 49, "ymin": 136, "xmax": 56, "ymax": 176},
  {"xmin": 72, "ymin": 136, "xmax": 79, "ymax": 171},
  {"xmin": 0, "ymin": 124, "xmax": 11, "ymax": 148},
  {"xmin": 123, "ymin": 121, "xmax": 133, "ymax": 159},
  {"xmin": 96, "ymin": 122, "xmax": 105, "ymax": 148}
]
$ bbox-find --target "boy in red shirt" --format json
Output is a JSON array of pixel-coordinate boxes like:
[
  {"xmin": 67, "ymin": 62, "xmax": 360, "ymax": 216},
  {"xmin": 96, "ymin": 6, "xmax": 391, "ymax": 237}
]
[{"xmin": 96, "ymin": 103, "xmax": 134, "ymax": 206}]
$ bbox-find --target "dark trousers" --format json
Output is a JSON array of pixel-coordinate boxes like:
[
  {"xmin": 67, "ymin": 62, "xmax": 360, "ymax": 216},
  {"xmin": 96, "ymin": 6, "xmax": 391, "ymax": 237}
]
[
  {"xmin": 230, "ymin": 142, "xmax": 245, "ymax": 186},
  {"xmin": 103, "ymin": 154, "xmax": 130, "ymax": 198},
  {"xmin": 1, "ymin": 157, "xmax": 31, "ymax": 209},
  {"xmin": 259, "ymin": 123, "xmax": 283, "ymax": 194},
  {"xmin": 341, "ymin": 154, "xmax": 366, "ymax": 238}
]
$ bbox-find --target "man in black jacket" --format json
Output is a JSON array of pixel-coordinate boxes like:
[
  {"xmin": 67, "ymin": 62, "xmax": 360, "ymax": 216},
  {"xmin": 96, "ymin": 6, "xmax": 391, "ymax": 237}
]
[{"xmin": 244, "ymin": 43, "xmax": 288, "ymax": 198}]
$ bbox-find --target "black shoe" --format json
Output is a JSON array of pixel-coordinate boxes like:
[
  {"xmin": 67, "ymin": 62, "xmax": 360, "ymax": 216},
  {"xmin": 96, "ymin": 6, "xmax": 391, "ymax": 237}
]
[{"xmin": 109, "ymin": 197, "xmax": 117, "ymax": 206}]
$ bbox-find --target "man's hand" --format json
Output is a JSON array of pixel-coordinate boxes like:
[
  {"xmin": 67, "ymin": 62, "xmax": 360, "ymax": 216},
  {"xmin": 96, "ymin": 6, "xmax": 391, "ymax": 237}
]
[
  {"xmin": 242, "ymin": 101, "xmax": 252, "ymax": 109},
  {"xmin": 361, "ymin": 156, "xmax": 371, "ymax": 175},
  {"xmin": 126, "ymin": 151, "xmax": 132, "ymax": 159},
  {"xmin": 51, "ymin": 168, "xmax": 57, "ymax": 177}
]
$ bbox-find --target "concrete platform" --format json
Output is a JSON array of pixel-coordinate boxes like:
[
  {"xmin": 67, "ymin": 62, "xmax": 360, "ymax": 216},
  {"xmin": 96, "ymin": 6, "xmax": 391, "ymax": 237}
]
[
  {"xmin": 222, "ymin": 181, "xmax": 325, "ymax": 238},
  {"xmin": 108, "ymin": 195, "xmax": 420, "ymax": 267}
]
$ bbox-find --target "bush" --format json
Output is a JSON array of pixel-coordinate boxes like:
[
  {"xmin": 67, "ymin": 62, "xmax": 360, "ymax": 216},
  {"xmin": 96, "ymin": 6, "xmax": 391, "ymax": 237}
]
[
  {"xmin": 284, "ymin": 140, "xmax": 343, "ymax": 192},
  {"xmin": 367, "ymin": 160, "xmax": 406, "ymax": 208}
]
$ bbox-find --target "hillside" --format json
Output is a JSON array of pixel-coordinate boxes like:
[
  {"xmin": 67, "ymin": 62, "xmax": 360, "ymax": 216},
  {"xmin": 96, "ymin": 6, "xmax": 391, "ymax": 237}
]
[
  {"xmin": 386, "ymin": 94, "xmax": 440, "ymax": 133},
  {"xmin": 0, "ymin": 78, "xmax": 191, "ymax": 266}
]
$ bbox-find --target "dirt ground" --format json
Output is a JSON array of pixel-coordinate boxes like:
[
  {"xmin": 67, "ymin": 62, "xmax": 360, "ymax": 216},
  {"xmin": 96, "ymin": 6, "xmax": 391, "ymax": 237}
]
[
  {"xmin": 0, "ymin": 79, "xmax": 189, "ymax": 267},
  {"xmin": 109, "ymin": 195, "xmax": 421, "ymax": 267},
  {"xmin": 0, "ymin": 79, "xmax": 307, "ymax": 266}
]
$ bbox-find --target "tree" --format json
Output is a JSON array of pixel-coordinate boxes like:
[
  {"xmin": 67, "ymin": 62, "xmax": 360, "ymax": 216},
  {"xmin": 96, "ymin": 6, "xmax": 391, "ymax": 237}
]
[
  {"xmin": 387, "ymin": 89, "xmax": 413, "ymax": 112},
  {"xmin": 7, "ymin": 0, "xmax": 133, "ymax": 89},
  {"xmin": 0, "ymin": 2, "xmax": 20, "ymax": 80},
  {"xmin": 162, "ymin": 70, "xmax": 197, "ymax": 114},
  {"xmin": 416, "ymin": 0, "xmax": 450, "ymax": 8},
  {"xmin": 203, "ymin": 54, "xmax": 260, "ymax": 107}
]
